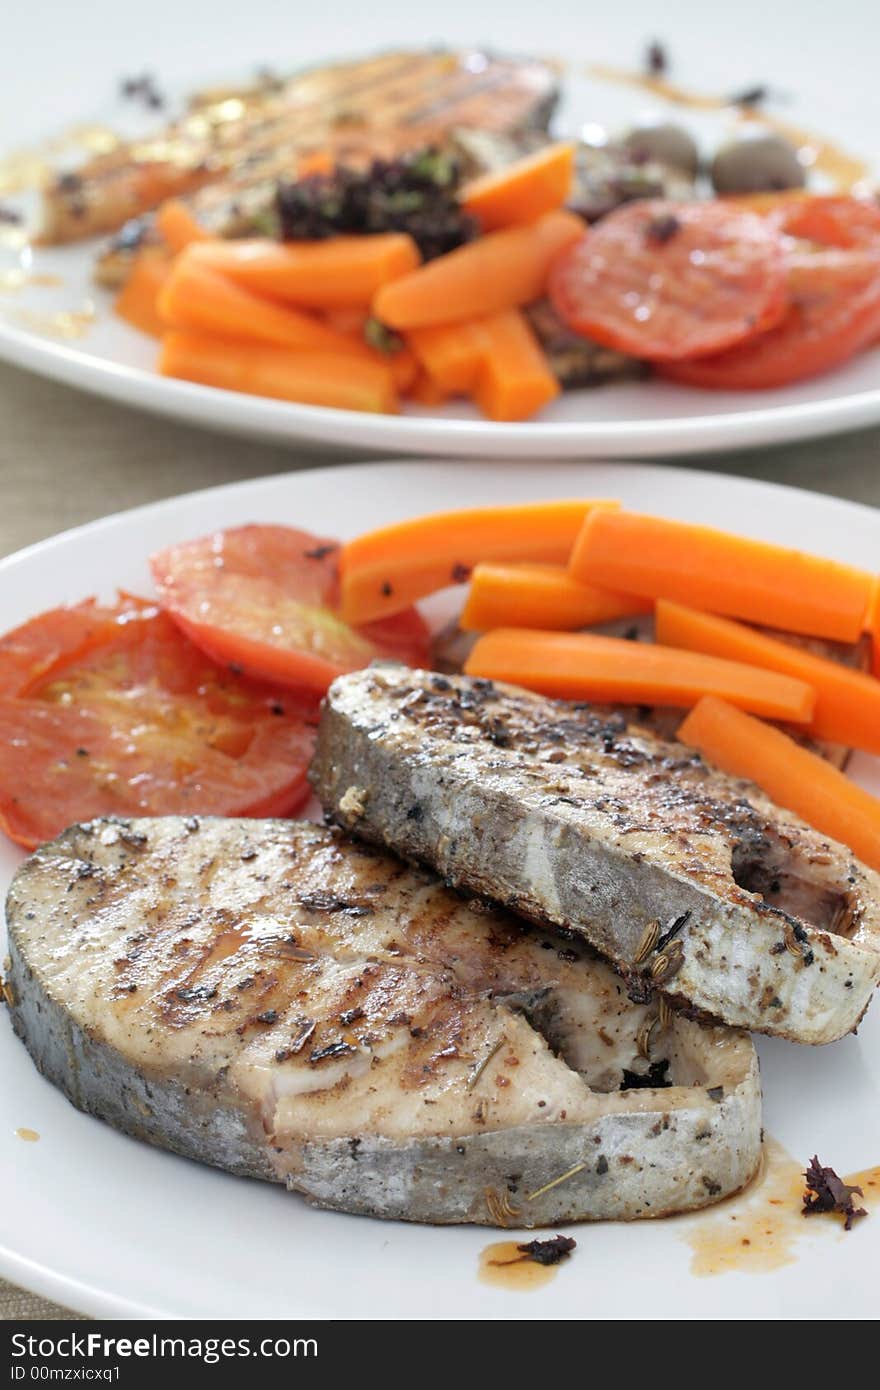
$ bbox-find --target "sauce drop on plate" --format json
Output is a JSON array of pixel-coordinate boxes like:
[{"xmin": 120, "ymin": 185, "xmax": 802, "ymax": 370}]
[
  {"xmin": 15, "ymin": 1128, "xmax": 40, "ymax": 1142},
  {"xmin": 478, "ymin": 1240, "xmax": 563, "ymax": 1290},
  {"xmin": 684, "ymin": 1138, "xmax": 877, "ymax": 1276},
  {"xmin": 586, "ymin": 65, "xmax": 871, "ymax": 190}
]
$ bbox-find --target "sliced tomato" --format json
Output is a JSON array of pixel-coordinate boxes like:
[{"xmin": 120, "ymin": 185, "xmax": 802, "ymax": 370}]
[
  {"xmin": 777, "ymin": 195, "xmax": 880, "ymax": 250},
  {"xmin": 0, "ymin": 597, "xmax": 315, "ymax": 849},
  {"xmin": 662, "ymin": 225, "xmax": 880, "ymax": 391},
  {"xmin": 548, "ymin": 199, "xmax": 788, "ymax": 361},
  {"xmin": 150, "ymin": 525, "xmax": 431, "ymax": 694}
]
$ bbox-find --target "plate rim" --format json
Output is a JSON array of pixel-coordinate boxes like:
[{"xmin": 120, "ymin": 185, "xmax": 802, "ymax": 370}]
[{"xmin": 3, "ymin": 315, "xmax": 880, "ymax": 461}]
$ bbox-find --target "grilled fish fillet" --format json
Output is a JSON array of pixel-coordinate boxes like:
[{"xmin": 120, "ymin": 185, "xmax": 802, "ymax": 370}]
[
  {"xmin": 41, "ymin": 50, "xmax": 559, "ymax": 246},
  {"xmin": 5, "ymin": 816, "xmax": 760, "ymax": 1225},
  {"xmin": 314, "ymin": 667, "xmax": 880, "ymax": 1044}
]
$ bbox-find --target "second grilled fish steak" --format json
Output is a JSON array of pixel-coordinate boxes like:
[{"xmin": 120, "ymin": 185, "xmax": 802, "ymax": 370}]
[
  {"xmin": 6, "ymin": 817, "xmax": 759, "ymax": 1225},
  {"xmin": 314, "ymin": 667, "xmax": 880, "ymax": 1044}
]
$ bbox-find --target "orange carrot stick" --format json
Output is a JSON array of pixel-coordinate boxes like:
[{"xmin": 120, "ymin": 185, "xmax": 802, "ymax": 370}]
[
  {"xmin": 869, "ymin": 579, "xmax": 880, "ymax": 678},
  {"xmin": 155, "ymin": 199, "xmax": 211, "ymax": 253},
  {"xmin": 321, "ymin": 307, "xmax": 370, "ymax": 337},
  {"xmin": 461, "ymin": 142, "xmax": 575, "ymax": 231},
  {"xmin": 373, "ymin": 210, "xmax": 584, "ymax": 329},
  {"xmin": 158, "ymin": 331, "xmax": 397, "ymax": 414},
  {"xmin": 158, "ymin": 254, "xmax": 386, "ymax": 355},
  {"xmin": 678, "ymin": 696, "xmax": 880, "ymax": 871},
  {"xmin": 406, "ymin": 371, "xmax": 454, "ymax": 406},
  {"xmin": 571, "ymin": 509, "xmax": 874, "ymax": 643},
  {"xmin": 188, "ymin": 233, "xmax": 421, "ymax": 308},
  {"xmin": 114, "ymin": 249, "xmax": 172, "ymax": 338},
  {"xmin": 340, "ymin": 499, "xmax": 616, "ymax": 625},
  {"xmin": 656, "ymin": 599, "xmax": 880, "ymax": 754},
  {"xmin": 472, "ymin": 309, "xmax": 560, "ymax": 421},
  {"xmin": 387, "ymin": 346, "xmax": 419, "ymax": 394},
  {"xmin": 463, "ymin": 628, "xmax": 815, "ymax": 722},
  {"xmin": 460, "ymin": 563, "xmax": 651, "ymax": 632},
  {"xmin": 406, "ymin": 321, "xmax": 485, "ymax": 393}
]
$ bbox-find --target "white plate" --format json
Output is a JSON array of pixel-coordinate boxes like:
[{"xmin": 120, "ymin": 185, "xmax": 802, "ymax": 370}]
[
  {"xmin": 2, "ymin": 0, "xmax": 880, "ymax": 458},
  {"xmin": 1, "ymin": 458, "xmax": 879, "ymax": 1320}
]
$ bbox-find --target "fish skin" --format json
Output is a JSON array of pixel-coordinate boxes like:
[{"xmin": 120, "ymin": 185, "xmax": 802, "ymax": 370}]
[
  {"xmin": 5, "ymin": 816, "xmax": 760, "ymax": 1225},
  {"xmin": 313, "ymin": 666, "xmax": 880, "ymax": 1044}
]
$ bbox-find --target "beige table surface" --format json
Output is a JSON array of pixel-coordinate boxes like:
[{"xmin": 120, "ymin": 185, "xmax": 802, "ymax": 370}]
[{"xmin": 1, "ymin": 357, "xmax": 878, "ymax": 1320}]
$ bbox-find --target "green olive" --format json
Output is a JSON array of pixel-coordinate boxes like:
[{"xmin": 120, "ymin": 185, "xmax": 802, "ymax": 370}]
[
  {"xmin": 710, "ymin": 132, "xmax": 806, "ymax": 193},
  {"xmin": 619, "ymin": 121, "xmax": 700, "ymax": 175}
]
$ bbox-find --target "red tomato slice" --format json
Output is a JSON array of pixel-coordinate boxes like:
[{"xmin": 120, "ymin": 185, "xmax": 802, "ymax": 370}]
[
  {"xmin": 778, "ymin": 195, "xmax": 880, "ymax": 250},
  {"xmin": 150, "ymin": 525, "xmax": 431, "ymax": 694},
  {"xmin": 0, "ymin": 597, "xmax": 315, "ymax": 850},
  {"xmin": 662, "ymin": 235, "xmax": 880, "ymax": 390},
  {"xmin": 549, "ymin": 199, "xmax": 788, "ymax": 361}
]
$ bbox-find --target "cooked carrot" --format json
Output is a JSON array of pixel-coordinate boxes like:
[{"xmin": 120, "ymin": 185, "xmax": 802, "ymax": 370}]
[
  {"xmin": 322, "ymin": 307, "xmax": 370, "ymax": 337},
  {"xmin": 387, "ymin": 346, "xmax": 419, "ymax": 394},
  {"xmin": 158, "ymin": 255, "xmax": 384, "ymax": 355},
  {"xmin": 158, "ymin": 331, "xmax": 398, "ymax": 413},
  {"xmin": 655, "ymin": 599, "xmax": 880, "ymax": 754},
  {"xmin": 571, "ymin": 509, "xmax": 874, "ymax": 643},
  {"xmin": 114, "ymin": 249, "xmax": 172, "ymax": 338},
  {"xmin": 340, "ymin": 499, "xmax": 616, "ymax": 624},
  {"xmin": 460, "ymin": 563, "xmax": 651, "ymax": 632},
  {"xmin": 869, "ymin": 579, "xmax": 880, "ymax": 678},
  {"xmin": 406, "ymin": 321, "xmax": 485, "ymax": 392},
  {"xmin": 297, "ymin": 149, "xmax": 336, "ymax": 178},
  {"xmin": 463, "ymin": 628, "xmax": 815, "ymax": 722},
  {"xmin": 472, "ymin": 309, "xmax": 560, "ymax": 421},
  {"xmin": 188, "ymin": 233, "xmax": 421, "ymax": 308},
  {"xmin": 678, "ymin": 697, "xmax": 880, "ymax": 871},
  {"xmin": 155, "ymin": 199, "xmax": 211, "ymax": 253},
  {"xmin": 373, "ymin": 210, "xmax": 584, "ymax": 329},
  {"xmin": 461, "ymin": 142, "xmax": 575, "ymax": 231},
  {"xmin": 407, "ymin": 371, "xmax": 454, "ymax": 406}
]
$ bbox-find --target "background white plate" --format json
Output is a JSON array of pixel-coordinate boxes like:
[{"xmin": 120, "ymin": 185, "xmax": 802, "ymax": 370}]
[
  {"xmin": 2, "ymin": 0, "xmax": 879, "ymax": 457},
  {"xmin": 1, "ymin": 459, "xmax": 879, "ymax": 1320}
]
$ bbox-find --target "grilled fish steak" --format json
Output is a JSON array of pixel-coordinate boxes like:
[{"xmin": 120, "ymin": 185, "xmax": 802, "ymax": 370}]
[
  {"xmin": 314, "ymin": 667, "xmax": 880, "ymax": 1044},
  {"xmin": 41, "ymin": 49, "xmax": 559, "ymax": 246},
  {"xmin": 6, "ymin": 816, "xmax": 760, "ymax": 1225}
]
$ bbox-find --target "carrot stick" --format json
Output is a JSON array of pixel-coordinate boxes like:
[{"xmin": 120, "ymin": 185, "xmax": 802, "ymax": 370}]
[
  {"xmin": 322, "ymin": 307, "xmax": 370, "ymax": 337},
  {"xmin": 656, "ymin": 599, "xmax": 880, "ymax": 754},
  {"xmin": 461, "ymin": 142, "xmax": 575, "ymax": 231},
  {"xmin": 155, "ymin": 199, "xmax": 211, "ymax": 253},
  {"xmin": 471, "ymin": 309, "xmax": 560, "ymax": 421},
  {"xmin": 158, "ymin": 331, "xmax": 398, "ymax": 413},
  {"xmin": 187, "ymin": 233, "xmax": 421, "ymax": 308},
  {"xmin": 406, "ymin": 321, "xmax": 485, "ymax": 392},
  {"xmin": 460, "ymin": 563, "xmax": 651, "ymax": 632},
  {"xmin": 373, "ymin": 210, "xmax": 584, "ymax": 329},
  {"xmin": 678, "ymin": 697, "xmax": 880, "ymax": 871},
  {"xmin": 571, "ymin": 509, "xmax": 874, "ymax": 643},
  {"xmin": 340, "ymin": 499, "xmax": 616, "ymax": 625},
  {"xmin": 387, "ymin": 346, "xmax": 419, "ymax": 394},
  {"xmin": 869, "ymin": 579, "xmax": 880, "ymax": 678},
  {"xmin": 114, "ymin": 249, "xmax": 172, "ymax": 338},
  {"xmin": 406, "ymin": 371, "xmax": 454, "ymax": 406},
  {"xmin": 158, "ymin": 254, "xmax": 387, "ymax": 355},
  {"xmin": 463, "ymin": 628, "xmax": 815, "ymax": 722}
]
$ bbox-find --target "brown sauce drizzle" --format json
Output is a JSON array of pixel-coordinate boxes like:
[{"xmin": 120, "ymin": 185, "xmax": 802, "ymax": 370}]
[
  {"xmin": 478, "ymin": 1240, "xmax": 563, "ymax": 1290},
  {"xmin": 586, "ymin": 65, "xmax": 872, "ymax": 191},
  {"xmin": 685, "ymin": 1138, "xmax": 876, "ymax": 1276}
]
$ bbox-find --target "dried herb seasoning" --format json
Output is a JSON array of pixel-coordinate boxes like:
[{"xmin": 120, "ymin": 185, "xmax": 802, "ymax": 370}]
[
  {"xmin": 802, "ymin": 1156, "xmax": 867, "ymax": 1231},
  {"xmin": 516, "ymin": 1235, "xmax": 577, "ymax": 1265}
]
